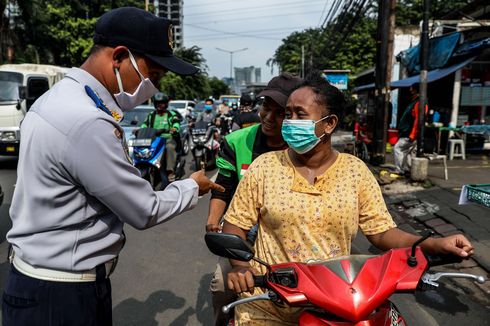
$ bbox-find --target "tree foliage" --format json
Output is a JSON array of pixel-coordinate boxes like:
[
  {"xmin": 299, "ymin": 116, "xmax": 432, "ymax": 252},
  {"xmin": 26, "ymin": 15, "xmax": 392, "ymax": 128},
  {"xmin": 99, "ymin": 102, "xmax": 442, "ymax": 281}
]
[
  {"xmin": 9, "ymin": 0, "xmax": 146, "ymax": 66},
  {"xmin": 159, "ymin": 45, "xmax": 229, "ymax": 100},
  {"xmin": 0, "ymin": 1, "xmax": 226, "ymax": 100},
  {"xmin": 395, "ymin": 0, "xmax": 471, "ymax": 26},
  {"xmin": 270, "ymin": 16, "xmax": 377, "ymax": 76},
  {"xmin": 270, "ymin": 0, "xmax": 473, "ymax": 77}
]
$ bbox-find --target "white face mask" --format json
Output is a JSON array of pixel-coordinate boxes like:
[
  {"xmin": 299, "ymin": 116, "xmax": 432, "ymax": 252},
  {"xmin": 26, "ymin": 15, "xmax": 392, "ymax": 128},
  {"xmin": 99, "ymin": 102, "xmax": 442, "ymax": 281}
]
[{"xmin": 114, "ymin": 50, "xmax": 159, "ymax": 111}]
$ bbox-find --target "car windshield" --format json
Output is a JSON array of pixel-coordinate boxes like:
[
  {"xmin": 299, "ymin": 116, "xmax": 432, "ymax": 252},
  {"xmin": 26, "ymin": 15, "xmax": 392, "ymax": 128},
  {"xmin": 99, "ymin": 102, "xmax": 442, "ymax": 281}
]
[
  {"xmin": 0, "ymin": 72, "xmax": 23, "ymax": 102},
  {"xmin": 169, "ymin": 102, "xmax": 186, "ymax": 109},
  {"xmin": 194, "ymin": 102, "xmax": 207, "ymax": 113},
  {"xmin": 121, "ymin": 109, "xmax": 153, "ymax": 126}
]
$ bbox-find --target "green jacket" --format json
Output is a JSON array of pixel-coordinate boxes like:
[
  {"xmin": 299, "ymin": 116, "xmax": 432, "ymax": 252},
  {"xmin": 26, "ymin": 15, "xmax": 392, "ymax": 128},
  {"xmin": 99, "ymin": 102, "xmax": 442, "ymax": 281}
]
[
  {"xmin": 216, "ymin": 124, "xmax": 261, "ymax": 181},
  {"xmin": 140, "ymin": 110, "xmax": 180, "ymax": 139}
]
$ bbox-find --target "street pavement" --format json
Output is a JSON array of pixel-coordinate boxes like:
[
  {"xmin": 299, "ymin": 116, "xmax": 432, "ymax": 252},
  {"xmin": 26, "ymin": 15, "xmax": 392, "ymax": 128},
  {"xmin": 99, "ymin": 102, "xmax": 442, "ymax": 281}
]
[{"xmin": 0, "ymin": 153, "xmax": 489, "ymax": 325}]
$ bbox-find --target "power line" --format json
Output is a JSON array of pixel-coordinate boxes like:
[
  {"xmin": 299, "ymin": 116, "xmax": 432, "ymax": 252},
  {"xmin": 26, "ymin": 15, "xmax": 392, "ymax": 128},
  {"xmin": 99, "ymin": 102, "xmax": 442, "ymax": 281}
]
[
  {"xmin": 187, "ymin": 31, "xmax": 303, "ymax": 42},
  {"xmin": 186, "ymin": 26, "xmax": 311, "ymax": 39},
  {"xmin": 317, "ymin": 0, "xmax": 332, "ymax": 27},
  {"xmin": 185, "ymin": 23, "xmax": 283, "ymax": 41},
  {"xmin": 186, "ymin": 0, "xmax": 326, "ymax": 17},
  {"xmin": 186, "ymin": 0, "xmax": 256, "ymax": 8},
  {"xmin": 188, "ymin": 10, "xmax": 322, "ymax": 25}
]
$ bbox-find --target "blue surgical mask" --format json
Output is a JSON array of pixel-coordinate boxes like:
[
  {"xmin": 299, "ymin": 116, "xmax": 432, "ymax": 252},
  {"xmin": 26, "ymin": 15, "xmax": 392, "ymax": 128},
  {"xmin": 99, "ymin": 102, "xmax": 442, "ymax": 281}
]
[
  {"xmin": 204, "ymin": 105, "xmax": 213, "ymax": 111},
  {"xmin": 281, "ymin": 115, "xmax": 331, "ymax": 154}
]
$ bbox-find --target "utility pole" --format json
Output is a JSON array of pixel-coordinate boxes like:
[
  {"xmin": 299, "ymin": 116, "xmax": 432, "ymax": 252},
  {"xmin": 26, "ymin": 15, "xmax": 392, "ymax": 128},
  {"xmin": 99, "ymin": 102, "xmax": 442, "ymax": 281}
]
[
  {"xmin": 417, "ymin": 0, "xmax": 430, "ymax": 157},
  {"xmin": 215, "ymin": 47, "xmax": 248, "ymax": 88},
  {"xmin": 373, "ymin": 0, "xmax": 396, "ymax": 164}
]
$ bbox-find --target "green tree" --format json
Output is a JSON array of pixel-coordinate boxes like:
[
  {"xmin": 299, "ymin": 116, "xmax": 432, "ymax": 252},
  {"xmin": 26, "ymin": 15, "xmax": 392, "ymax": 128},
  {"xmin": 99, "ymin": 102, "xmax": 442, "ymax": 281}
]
[
  {"xmin": 270, "ymin": 16, "xmax": 377, "ymax": 76},
  {"xmin": 396, "ymin": 0, "xmax": 471, "ymax": 26},
  {"xmin": 8, "ymin": 0, "xmax": 146, "ymax": 65},
  {"xmin": 160, "ymin": 46, "xmax": 212, "ymax": 100},
  {"xmin": 208, "ymin": 77, "xmax": 229, "ymax": 99}
]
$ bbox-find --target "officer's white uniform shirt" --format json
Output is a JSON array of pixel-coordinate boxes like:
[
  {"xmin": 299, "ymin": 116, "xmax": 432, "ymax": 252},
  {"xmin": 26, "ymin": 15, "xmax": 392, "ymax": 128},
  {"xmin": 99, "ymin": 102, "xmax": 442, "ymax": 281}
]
[{"xmin": 8, "ymin": 68, "xmax": 199, "ymax": 271}]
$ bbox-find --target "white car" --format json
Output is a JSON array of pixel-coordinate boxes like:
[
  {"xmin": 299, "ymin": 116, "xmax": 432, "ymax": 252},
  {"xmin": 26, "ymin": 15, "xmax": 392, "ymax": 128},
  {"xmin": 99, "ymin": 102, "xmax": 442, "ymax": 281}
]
[{"xmin": 168, "ymin": 100, "xmax": 196, "ymax": 118}]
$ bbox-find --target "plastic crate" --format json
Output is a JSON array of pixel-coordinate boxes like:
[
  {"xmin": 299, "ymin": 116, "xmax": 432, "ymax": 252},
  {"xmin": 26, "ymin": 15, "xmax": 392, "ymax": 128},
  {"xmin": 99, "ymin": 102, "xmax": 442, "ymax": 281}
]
[{"xmin": 466, "ymin": 184, "xmax": 490, "ymax": 208}]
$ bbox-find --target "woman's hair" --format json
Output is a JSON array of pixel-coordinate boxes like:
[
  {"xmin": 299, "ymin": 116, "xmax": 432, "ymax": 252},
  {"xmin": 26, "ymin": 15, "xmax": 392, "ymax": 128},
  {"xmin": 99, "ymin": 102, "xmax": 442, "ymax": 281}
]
[{"xmin": 296, "ymin": 71, "xmax": 346, "ymax": 120}]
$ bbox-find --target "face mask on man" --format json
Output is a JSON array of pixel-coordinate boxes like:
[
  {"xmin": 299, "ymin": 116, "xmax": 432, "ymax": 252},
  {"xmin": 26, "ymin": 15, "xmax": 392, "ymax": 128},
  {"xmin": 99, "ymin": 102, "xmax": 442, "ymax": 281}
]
[
  {"xmin": 204, "ymin": 105, "xmax": 213, "ymax": 112},
  {"xmin": 281, "ymin": 115, "xmax": 332, "ymax": 154},
  {"xmin": 114, "ymin": 50, "xmax": 159, "ymax": 111}
]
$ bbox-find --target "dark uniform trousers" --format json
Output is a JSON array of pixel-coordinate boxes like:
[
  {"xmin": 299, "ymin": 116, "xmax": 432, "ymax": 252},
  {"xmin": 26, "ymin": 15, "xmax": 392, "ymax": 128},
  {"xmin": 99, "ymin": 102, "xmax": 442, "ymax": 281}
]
[{"xmin": 2, "ymin": 265, "xmax": 112, "ymax": 326}]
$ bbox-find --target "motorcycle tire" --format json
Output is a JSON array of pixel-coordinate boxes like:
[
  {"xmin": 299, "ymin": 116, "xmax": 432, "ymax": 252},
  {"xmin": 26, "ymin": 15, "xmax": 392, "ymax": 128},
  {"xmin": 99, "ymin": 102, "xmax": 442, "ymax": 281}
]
[
  {"xmin": 182, "ymin": 136, "xmax": 190, "ymax": 155},
  {"xmin": 195, "ymin": 156, "xmax": 205, "ymax": 171}
]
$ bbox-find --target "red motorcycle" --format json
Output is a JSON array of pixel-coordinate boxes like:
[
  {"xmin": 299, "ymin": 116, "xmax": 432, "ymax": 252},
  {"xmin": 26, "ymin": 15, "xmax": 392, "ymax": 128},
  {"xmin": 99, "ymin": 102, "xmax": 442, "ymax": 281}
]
[{"xmin": 205, "ymin": 232, "xmax": 486, "ymax": 325}]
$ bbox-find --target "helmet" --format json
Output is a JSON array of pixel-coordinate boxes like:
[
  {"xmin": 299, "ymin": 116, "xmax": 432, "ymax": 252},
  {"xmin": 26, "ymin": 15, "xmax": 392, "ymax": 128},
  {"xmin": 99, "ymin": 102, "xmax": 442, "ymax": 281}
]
[{"xmin": 153, "ymin": 92, "xmax": 169, "ymax": 105}]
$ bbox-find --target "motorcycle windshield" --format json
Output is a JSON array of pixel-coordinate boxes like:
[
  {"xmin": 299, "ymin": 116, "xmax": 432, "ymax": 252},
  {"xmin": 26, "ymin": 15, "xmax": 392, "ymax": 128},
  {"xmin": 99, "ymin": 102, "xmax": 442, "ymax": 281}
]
[{"xmin": 269, "ymin": 248, "xmax": 428, "ymax": 322}]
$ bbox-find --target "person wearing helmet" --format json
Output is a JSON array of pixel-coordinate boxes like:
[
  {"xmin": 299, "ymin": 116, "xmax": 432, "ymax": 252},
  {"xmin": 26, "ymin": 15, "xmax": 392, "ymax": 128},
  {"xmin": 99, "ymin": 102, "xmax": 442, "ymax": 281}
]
[{"xmin": 138, "ymin": 91, "xmax": 181, "ymax": 183}]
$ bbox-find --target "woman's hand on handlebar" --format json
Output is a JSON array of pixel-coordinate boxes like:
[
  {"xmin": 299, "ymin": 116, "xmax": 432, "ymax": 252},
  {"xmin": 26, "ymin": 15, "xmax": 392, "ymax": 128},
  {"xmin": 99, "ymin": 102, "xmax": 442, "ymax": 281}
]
[
  {"xmin": 227, "ymin": 265, "xmax": 260, "ymax": 294},
  {"xmin": 429, "ymin": 234, "xmax": 474, "ymax": 258}
]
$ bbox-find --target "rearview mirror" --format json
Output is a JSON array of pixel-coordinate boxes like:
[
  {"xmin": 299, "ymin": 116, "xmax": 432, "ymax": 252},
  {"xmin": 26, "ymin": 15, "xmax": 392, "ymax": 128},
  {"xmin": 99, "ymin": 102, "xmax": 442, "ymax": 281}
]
[
  {"xmin": 205, "ymin": 233, "xmax": 254, "ymax": 262},
  {"xmin": 18, "ymin": 86, "xmax": 27, "ymax": 100}
]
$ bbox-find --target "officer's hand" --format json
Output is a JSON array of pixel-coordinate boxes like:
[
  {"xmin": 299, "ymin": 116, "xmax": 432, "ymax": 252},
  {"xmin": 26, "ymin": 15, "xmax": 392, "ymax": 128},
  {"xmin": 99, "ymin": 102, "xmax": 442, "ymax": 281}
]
[
  {"xmin": 169, "ymin": 128, "xmax": 177, "ymax": 133},
  {"xmin": 190, "ymin": 170, "xmax": 225, "ymax": 196},
  {"xmin": 227, "ymin": 266, "xmax": 260, "ymax": 294}
]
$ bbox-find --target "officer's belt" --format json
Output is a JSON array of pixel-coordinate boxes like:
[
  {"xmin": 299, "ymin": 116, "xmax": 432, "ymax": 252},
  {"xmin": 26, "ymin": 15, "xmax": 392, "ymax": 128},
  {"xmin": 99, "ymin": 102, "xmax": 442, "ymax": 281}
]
[{"xmin": 11, "ymin": 252, "xmax": 117, "ymax": 283}]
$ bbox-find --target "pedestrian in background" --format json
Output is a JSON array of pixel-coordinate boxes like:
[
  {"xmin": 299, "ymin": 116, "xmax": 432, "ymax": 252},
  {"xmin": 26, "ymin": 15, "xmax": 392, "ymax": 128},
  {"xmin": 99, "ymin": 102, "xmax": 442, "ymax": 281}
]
[
  {"xmin": 393, "ymin": 83, "xmax": 428, "ymax": 176},
  {"xmin": 3, "ymin": 7, "xmax": 223, "ymax": 326}
]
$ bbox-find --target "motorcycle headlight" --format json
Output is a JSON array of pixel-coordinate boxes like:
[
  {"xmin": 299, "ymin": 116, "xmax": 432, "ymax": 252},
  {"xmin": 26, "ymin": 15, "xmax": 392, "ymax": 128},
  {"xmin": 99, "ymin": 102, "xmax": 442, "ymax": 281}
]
[
  {"xmin": 0, "ymin": 131, "xmax": 18, "ymax": 141},
  {"xmin": 134, "ymin": 148, "xmax": 154, "ymax": 159}
]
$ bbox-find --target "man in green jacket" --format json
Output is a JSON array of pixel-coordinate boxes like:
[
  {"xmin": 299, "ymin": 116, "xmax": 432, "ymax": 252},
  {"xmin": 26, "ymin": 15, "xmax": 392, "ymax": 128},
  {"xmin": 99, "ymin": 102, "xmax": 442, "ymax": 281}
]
[
  {"xmin": 138, "ymin": 92, "xmax": 180, "ymax": 182},
  {"xmin": 206, "ymin": 73, "xmax": 302, "ymax": 325}
]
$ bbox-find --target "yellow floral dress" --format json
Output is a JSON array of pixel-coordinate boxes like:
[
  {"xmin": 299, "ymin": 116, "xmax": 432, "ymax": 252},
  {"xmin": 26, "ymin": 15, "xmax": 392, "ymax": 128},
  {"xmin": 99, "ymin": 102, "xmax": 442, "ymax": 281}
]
[{"xmin": 224, "ymin": 150, "xmax": 396, "ymax": 325}]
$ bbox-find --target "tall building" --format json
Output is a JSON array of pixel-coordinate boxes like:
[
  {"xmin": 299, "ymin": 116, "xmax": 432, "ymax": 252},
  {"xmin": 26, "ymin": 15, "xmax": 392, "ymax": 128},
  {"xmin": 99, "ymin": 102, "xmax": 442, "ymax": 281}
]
[
  {"xmin": 234, "ymin": 66, "xmax": 261, "ymax": 87},
  {"xmin": 154, "ymin": 0, "xmax": 184, "ymax": 49}
]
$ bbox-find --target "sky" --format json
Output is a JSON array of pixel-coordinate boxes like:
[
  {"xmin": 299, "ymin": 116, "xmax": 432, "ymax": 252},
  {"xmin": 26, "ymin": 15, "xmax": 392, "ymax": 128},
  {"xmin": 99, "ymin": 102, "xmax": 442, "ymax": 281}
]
[{"xmin": 182, "ymin": 0, "xmax": 333, "ymax": 83}]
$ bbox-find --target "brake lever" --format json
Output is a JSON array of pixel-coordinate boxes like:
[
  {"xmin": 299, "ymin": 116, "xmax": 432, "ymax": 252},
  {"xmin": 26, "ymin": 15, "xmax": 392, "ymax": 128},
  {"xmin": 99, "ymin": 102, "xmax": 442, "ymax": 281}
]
[
  {"xmin": 222, "ymin": 291, "xmax": 276, "ymax": 314},
  {"xmin": 421, "ymin": 272, "xmax": 486, "ymax": 288}
]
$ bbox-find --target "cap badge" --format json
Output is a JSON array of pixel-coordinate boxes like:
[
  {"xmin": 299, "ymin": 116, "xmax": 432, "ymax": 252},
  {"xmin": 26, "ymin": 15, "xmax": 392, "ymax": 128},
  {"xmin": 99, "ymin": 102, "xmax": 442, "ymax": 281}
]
[{"xmin": 168, "ymin": 24, "xmax": 174, "ymax": 50}]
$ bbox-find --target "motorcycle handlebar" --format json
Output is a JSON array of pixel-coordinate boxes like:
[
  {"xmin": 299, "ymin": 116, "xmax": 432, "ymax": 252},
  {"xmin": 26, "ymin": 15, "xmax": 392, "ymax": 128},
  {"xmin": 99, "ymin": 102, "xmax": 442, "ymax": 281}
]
[
  {"xmin": 425, "ymin": 254, "xmax": 463, "ymax": 267},
  {"xmin": 253, "ymin": 275, "xmax": 266, "ymax": 288}
]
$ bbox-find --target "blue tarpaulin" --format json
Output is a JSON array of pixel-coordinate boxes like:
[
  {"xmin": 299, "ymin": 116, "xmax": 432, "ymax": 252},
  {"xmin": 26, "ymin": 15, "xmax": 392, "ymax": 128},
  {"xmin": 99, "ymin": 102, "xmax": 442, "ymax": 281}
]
[
  {"xmin": 398, "ymin": 32, "xmax": 461, "ymax": 76},
  {"xmin": 353, "ymin": 56, "xmax": 476, "ymax": 92},
  {"xmin": 390, "ymin": 56, "xmax": 475, "ymax": 88}
]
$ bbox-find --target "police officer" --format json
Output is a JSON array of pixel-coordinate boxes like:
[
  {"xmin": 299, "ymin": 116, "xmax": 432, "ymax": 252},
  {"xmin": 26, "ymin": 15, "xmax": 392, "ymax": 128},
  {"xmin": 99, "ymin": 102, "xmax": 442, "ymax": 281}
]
[{"xmin": 3, "ymin": 7, "xmax": 223, "ymax": 326}]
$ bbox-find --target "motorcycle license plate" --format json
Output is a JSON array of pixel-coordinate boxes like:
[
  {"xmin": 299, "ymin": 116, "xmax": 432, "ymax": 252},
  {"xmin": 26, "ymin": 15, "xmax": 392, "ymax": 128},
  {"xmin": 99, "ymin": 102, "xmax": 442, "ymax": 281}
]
[
  {"xmin": 6, "ymin": 146, "xmax": 14, "ymax": 152},
  {"xmin": 133, "ymin": 138, "xmax": 152, "ymax": 146}
]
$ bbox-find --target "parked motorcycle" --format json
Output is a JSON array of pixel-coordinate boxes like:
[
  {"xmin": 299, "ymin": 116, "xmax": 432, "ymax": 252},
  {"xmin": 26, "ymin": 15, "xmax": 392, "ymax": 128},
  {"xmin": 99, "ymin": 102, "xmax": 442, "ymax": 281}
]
[
  {"xmin": 205, "ymin": 232, "xmax": 486, "ymax": 325},
  {"xmin": 190, "ymin": 120, "xmax": 220, "ymax": 171},
  {"xmin": 132, "ymin": 128, "xmax": 185, "ymax": 190}
]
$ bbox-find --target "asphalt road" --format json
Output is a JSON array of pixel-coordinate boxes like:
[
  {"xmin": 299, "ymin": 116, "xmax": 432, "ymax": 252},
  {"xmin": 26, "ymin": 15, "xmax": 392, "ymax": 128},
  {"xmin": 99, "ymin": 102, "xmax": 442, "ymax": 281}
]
[{"xmin": 0, "ymin": 155, "xmax": 488, "ymax": 325}]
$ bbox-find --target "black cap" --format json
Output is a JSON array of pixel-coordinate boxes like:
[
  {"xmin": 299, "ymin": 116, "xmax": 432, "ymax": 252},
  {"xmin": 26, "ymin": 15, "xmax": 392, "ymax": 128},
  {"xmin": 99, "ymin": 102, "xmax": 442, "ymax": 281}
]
[
  {"xmin": 94, "ymin": 7, "xmax": 199, "ymax": 76},
  {"xmin": 240, "ymin": 94, "xmax": 253, "ymax": 106},
  {"xmin": 258, "ymin": 73, "xmax": 302, "ymax": 108}
]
